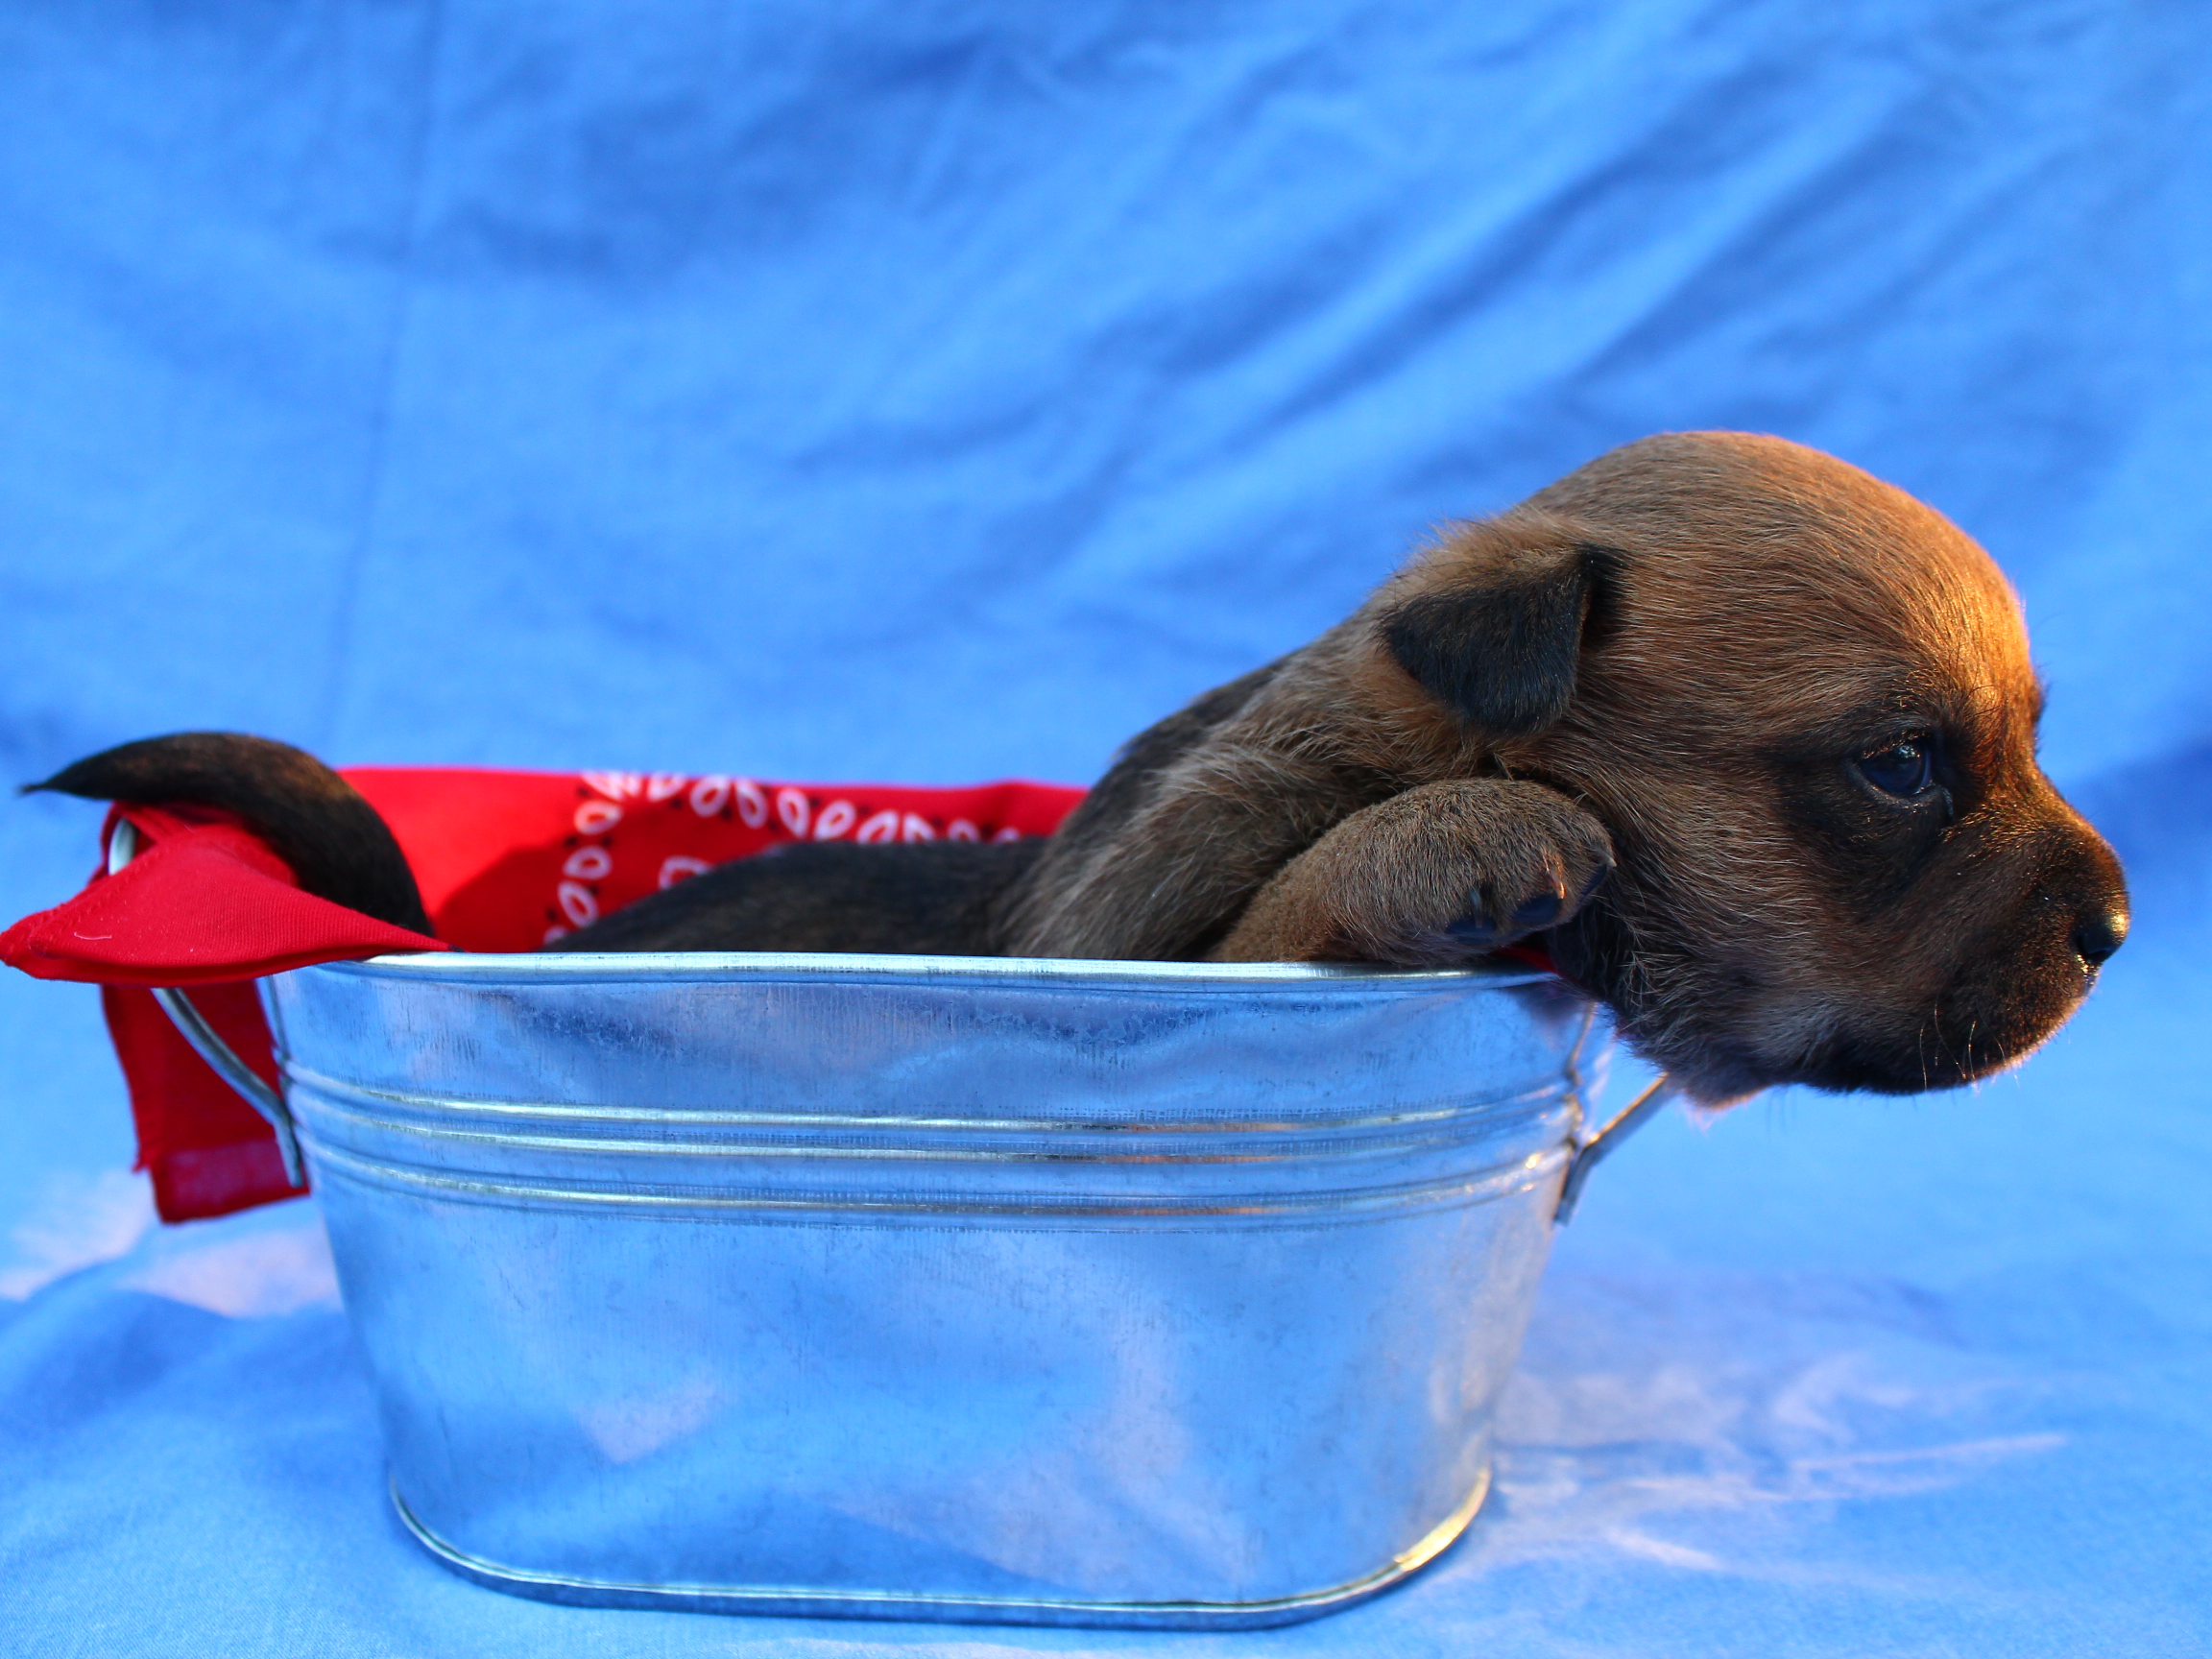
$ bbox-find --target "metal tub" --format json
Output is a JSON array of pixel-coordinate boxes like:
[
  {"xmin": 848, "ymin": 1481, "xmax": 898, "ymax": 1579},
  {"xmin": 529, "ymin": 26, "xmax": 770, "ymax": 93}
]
[{"xmin": 253, "ymin": 951, "xmax": 1627, "ymax": 1628}]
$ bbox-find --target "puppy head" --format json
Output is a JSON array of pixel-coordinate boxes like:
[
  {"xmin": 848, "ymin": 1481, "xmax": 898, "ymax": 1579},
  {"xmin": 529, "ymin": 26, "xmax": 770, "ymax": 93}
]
[{"xmin": 1379, "ymin": 431, "xmax": 2127, "ymax": 1105}]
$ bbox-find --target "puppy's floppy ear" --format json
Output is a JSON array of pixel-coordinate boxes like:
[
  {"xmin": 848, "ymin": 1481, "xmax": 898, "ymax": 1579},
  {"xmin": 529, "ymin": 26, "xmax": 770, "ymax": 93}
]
[{"xmin": 1379, "ymin": 514, "xmax": 1618, "ymax": 736}]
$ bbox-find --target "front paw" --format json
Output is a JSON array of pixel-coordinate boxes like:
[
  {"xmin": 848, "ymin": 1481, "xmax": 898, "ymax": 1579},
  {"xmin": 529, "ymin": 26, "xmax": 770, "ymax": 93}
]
[
  {"xmin": 1213, "ymin": 779, "xmax": 1614, "ymax": 967},
  {"xmin": 1353, "ymin": 780, "xmax": 1612, "ymax": 964}
]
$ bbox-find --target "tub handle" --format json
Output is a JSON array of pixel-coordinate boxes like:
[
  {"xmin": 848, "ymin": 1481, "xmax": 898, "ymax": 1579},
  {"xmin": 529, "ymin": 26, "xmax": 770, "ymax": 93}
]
[
  {"xmin": 1553, "ymin": 1072, "xmax": 1671, "ymax": 1224},
  {"xmin": 107, "ymin": 820, "xmax": 308, "ymax": 1190}
]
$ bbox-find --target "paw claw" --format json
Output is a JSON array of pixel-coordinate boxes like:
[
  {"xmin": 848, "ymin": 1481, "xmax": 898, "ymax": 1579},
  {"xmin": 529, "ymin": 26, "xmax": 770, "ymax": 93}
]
[
  {"xmin": 1445, "ymin": 910, "xmax": 1500, "ymax": 946},
  {"xmin": 1511, "ymin": 892, "xmax": 1563, "ymax": 929}
]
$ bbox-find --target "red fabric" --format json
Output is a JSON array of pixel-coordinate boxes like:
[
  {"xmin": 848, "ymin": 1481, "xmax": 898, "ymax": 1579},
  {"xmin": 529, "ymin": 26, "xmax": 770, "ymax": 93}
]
[
  {"xmin": 347, "ymin": 767, "xmax": 1084, "ymax": 951},
  {"xmin": 0, "ymin": 768, "xmax": 1088, "ymax": 1222},
  {"xmin": 1, "ymin": 804, "xmax": 445, "ymax": 986},
  {"xmin": 103, "ymin": 981, "xmax": 299, "ymax": 1222}
]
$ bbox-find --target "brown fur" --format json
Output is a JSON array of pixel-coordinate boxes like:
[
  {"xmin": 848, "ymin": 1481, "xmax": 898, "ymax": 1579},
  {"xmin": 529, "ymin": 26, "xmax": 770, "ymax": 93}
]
[{"xmin": 995, "ymin": 432, "xmax": 2127, "ymax": 1103}]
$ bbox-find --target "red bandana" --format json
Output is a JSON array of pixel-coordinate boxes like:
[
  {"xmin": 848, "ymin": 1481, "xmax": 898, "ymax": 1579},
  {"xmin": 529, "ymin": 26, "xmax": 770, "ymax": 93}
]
[{"xmin": 1, "ymin": 768, "xmax": 1087, "ymax": 1221}]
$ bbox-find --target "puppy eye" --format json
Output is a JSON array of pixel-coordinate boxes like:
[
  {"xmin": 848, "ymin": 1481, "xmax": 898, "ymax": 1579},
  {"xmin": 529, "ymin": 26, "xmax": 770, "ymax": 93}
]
[{"xmin": 1856, "ymin": 738, "xmax": 1935, "ymax": 799}]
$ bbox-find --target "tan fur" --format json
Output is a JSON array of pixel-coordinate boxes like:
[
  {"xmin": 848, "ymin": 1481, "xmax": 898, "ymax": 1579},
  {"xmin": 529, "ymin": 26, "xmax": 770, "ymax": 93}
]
[{"xmin": 998, "ymin": 432, "xmax": 2127, "ymax": 1105}]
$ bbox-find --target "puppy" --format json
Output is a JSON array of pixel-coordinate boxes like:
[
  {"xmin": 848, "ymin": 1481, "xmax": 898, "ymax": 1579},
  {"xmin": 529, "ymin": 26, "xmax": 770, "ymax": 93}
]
[{"xmin": 39, "ymin": 433, "xmax": 2128, "ymax": 1105}]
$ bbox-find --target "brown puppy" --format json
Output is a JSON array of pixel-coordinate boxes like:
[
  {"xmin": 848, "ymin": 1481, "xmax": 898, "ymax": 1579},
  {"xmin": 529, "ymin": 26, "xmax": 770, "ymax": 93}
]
[
  {"xmin": 996, "ymin": 432, "xmax": 2128, "ymax": 1103},
  {"xmin": 38, "ymin": 433, "xmax": 2127, "ymax": 1106}
]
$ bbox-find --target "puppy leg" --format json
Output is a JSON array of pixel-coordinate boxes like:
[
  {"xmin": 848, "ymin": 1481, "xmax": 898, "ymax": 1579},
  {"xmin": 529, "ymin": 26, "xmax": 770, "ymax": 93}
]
[{"xmin": 1209, "ymin": 780, "xmax": 1613, "ymax": 966}]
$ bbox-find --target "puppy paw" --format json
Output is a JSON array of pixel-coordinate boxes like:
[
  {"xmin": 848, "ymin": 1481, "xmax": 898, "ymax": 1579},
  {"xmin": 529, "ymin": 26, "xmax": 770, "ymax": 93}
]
[{"xmin": 1212, "ymin": 779, "xmax": 1614, "ymax": 967}]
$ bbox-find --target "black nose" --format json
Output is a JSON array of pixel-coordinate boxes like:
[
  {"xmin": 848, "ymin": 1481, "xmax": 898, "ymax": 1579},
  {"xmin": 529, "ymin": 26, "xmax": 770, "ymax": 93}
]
[{"xmin": 2073, "ymin": 899, "xmax": 2129, "ymax": 969}]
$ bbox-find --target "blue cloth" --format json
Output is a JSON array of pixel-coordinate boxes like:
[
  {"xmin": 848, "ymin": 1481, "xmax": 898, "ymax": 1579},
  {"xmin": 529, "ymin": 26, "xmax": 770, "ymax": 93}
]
[{"xmin": 3, "ymin": 3, "xmax": 2208, "ymax": 1652}]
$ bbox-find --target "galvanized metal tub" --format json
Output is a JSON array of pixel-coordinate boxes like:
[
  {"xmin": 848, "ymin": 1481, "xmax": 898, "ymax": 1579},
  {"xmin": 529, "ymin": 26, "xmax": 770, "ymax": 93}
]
[{"xmin": 250, "ymin": 950, "xmax": 1636, "ymax": 1628}]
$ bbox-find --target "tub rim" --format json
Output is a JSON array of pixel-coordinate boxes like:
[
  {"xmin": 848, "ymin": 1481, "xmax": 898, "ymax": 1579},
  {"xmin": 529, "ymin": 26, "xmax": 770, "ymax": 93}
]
[{"xmin": 305, "ymin": 949, "xmax": 1561, "ymax": 993}]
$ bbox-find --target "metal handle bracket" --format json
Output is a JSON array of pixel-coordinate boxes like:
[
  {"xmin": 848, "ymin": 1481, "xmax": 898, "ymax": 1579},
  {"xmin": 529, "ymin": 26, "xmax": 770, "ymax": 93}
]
[{"xmin": 1552, "ymin": 1071, "xmax": 1671, "ymax": 1225}]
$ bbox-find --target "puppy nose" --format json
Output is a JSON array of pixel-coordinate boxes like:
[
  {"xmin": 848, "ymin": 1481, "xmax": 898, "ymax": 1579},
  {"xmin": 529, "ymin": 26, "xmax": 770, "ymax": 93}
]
[{"xmin": 2072, "ymin": 898, "xmax": 2129, "ymax": 969}]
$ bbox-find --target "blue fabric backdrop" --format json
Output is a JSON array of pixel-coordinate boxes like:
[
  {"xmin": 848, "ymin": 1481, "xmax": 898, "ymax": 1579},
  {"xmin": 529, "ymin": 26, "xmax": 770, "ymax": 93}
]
[{"xmin": 4, "ymin": 3, "xmax": 2208, "ymax": 1653}]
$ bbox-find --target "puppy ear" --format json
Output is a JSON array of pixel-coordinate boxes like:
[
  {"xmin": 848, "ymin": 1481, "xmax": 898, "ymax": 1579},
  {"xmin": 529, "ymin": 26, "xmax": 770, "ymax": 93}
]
[{"xmin": 1379, "ymin": 517, "xmax": 1617, "ymax": 736}]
